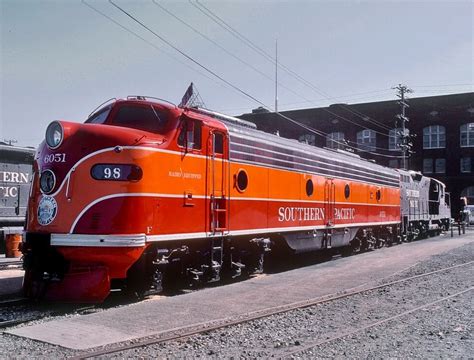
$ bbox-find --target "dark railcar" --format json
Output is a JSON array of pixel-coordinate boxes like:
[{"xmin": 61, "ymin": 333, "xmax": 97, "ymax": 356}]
[{"xmin": 0, "ymin": 144, "xmax": 35, "ymax": 251}]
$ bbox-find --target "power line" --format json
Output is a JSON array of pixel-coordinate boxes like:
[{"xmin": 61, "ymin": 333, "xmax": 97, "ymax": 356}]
[
  {"xmin": 216, "ymin": 89, "xmax": 395, "ymax": 112},
  {"xmin": 108, "ymin": 1, "xmax": 270, "ymax": 109},
  {"xmin": 411, "ymin": 83, "xmax": 473, "ymax": 88},
  {"xmin": 103, "ymin": 1, "xmax": 401, "ymax": 157},
  {"xmin": 187, "ymin": 0, "xmax": 391, "ymax": 133},
  {"xmin": 155, "ymin": 0, "xmax": 392, "ymax": 136},
  {"xmin": 410, "ymin": 89, "xmax": 473, "ymax": 94},
  {"xmin": 151, "ymin": 1, "xmax": 310, "ymax": 103},
  {"xmin": 189, "ymin": 0, "xmax": 392, "ymax": 132},
  {"xmin": 82, "ymin": 0, "xmax": 219, "ymax": 86}
]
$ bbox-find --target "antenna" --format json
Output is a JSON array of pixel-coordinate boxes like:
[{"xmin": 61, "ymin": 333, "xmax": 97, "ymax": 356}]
[
  {"xmin": 275, "ymin": 39, "xmax": 278, "ymax": 113},
  {"xmin": 179, "ymin": 82, "xmax": 206, "ymax": 108},
  {"xmin": 3, "ymin": 139, "xmax": 18, "ymax": 146}
]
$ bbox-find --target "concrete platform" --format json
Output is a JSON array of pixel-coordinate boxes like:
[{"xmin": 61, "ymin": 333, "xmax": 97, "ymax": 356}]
[
  {"xmin": 0, "ymin": 255, "xmax": 23, "ymax": 298},
  {"xmin": 7, "ymin": 231, "xmax": 474, "ymax": 350},
  {"xmin": 0, "ymin": 269, "xmax": 23, "ymax": 298}
]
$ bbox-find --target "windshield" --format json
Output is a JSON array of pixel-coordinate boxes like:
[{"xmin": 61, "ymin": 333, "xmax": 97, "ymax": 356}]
[
  {"xmin": 111, "ymin": 105, "xmax": 168, "ymax": 133},
  {"xmin": 86, "ymin": 106, "xmax": 112, "ymax": 124}
]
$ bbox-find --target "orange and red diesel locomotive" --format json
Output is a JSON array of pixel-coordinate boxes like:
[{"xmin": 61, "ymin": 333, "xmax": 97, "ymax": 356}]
[{"xmin": 21, "ymin": 96, "xmax": 450, "ymax": 302}]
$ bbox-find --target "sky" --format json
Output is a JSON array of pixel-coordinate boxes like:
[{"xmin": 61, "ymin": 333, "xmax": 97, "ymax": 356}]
[{"xmin": 1, "ymin": 0, "xmax": 473, "ymax": 147}]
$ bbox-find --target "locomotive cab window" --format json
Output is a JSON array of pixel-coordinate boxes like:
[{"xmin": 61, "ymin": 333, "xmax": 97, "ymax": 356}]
[
  {"xmin": 178, "ymin": 119, "xmax": 202, "ymax": 150},
  {"xmin": 445, "ymin": 193, "xmax": 450, "ymax": 206},
  {"xmin": 112, "ymin": 105, "xmax": 168, "ymax": 133},
  {"xmin": 86, "ymin": 105, "xmax": 112, "ymax": 124},
  {"xmin": 213, "ymin": 132, "xmax": 224, "ymax": 154}
]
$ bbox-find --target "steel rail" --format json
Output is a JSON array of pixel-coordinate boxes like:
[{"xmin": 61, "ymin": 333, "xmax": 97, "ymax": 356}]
[
  {"xmin": 69, "ymin": 260, "xmax": 473, "ymax": 360},
  {"xmin": 0, "ymin": 260, "xmax": 22, "ymax": 269},
  {"xmin": 0, "ymin": 297, "xmax": 28, "ymax": 307}
]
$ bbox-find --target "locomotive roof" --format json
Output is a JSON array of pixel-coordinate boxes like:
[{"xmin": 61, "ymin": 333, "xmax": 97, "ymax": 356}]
[
  {"xmin": 0, "ymin": 144, "xmax": 36, "ymax": 154},
  {"xmin": 0, "ymin": 144, "xmax": 35, "ymax": 165},
  {"xmin": 89, "ymin": 98, "xmax": 399, "ymax": 187},
  {"xmin": 218, "ymin": 114, "xmax": 400, "ymax": 188}
]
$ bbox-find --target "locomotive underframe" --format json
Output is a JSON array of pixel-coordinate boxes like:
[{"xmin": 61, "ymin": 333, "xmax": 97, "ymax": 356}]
[
  {"xmin": 401, "ymin": 216, "xmax": 450, "ymax": 242},
  {"xmin": 22, "ymin": 223, "xmax": 399, "ymax": 301},
  {"xmin": 125, "ymin": 236, "xmax": 271, "ymax": 297}
]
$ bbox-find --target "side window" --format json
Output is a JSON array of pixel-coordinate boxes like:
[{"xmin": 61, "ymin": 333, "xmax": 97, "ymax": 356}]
[
  {"xmin": 178, "ymin": 120, "xmax": 202, "ymax": 150},
  {"xmin": 214, "ymin": 132, "xmax": 224, "ymax": 154}
]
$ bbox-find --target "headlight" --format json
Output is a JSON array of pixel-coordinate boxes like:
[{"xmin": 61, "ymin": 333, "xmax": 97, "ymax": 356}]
[
  {"xmin": 40, "ymin": 170, "xmax": 56, "ymax": 194},
  {"xmin": 45, "ymin": 121, "xmax": 63, "ymax": 149}
]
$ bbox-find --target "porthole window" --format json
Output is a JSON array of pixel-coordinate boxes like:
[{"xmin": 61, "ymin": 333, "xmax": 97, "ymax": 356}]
[
  {"xmin": 344, "ymin": 184, "xmax": 350, "ymax": 199},
  {"xmin": 376, "ymin": 189, "xmax": 381, "ymax": 201},
  {"xmin": 306, "ymin": 179, "xmax": 314, "ymax": 197},
  {"xmin": 236, "ymin": 169, "xmax": 248, "ymax": 192}
]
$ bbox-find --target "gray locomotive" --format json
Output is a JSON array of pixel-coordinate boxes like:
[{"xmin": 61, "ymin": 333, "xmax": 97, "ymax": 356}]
[
  {"xmin": 399, "ymin": 169, "xmax": 451, "ymax": 241},
  {"xmin": 0, "ymin": 143, "xmax": 35, "ymax": 251}
]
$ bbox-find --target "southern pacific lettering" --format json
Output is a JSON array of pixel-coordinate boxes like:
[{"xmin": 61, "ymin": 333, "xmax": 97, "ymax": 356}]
[{"xmin": 277, "ymin": 207, "xmax": 356, "ymax": 222}]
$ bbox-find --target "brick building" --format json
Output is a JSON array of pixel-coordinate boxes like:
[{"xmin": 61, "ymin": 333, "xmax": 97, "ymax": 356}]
[{"xmin": 239, "ymin": 92, "xmax": 474, "ymax": 217}]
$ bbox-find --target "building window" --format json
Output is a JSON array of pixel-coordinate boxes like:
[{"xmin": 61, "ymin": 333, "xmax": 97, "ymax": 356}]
[
  {"xmin": 461, "ymin": 157, "xmax": 471, "ymax": 173},
  {"xmin": 460, "ymin": 123, "xmax": 474, "ymax": 147},
  {"xmin": 389, "ymin": 128, "xmax": 408, "ymax": 151},
  {"xmin": 435, "ymin": 158, "xmax": 446, "ymax": 174},
  {"xmin": 461, "ymin": 186, "xmax": 474, "ymax": 204},
  {"xmin": 299, "ymin": 134, "xmax": 316, "ymax": 146},
  {"xmin": 388, "ymin": 159, "xmax": 398, "ymax": 168},
  {"xmin": 423, "ymin": 158, "xmax": 433, "ymax": 173},
  {"xmin": 357, "ymin": 129, "xmax": 376, "ymax": 151},
  {"xmin": 326, "ymin": 132, "xmax": 345, "ymax": 149},
  {"xmin": 423, "ymin": 125, "xmax": 446, "ymax": 149}
]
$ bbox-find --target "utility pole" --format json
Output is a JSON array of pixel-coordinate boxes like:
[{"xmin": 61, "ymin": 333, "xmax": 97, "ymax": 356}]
[
  {"xmin": 394, "ymin": 84, "xmax": 413, "ymax": 170},
  {"xmin": 3, "ymin": 139, "xmax": 18, "ymax": 146}
]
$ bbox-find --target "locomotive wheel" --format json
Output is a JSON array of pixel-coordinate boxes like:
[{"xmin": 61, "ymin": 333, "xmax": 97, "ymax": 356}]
[
  {"xmin": 125, "ymin": 254, "xmax": 164, "ymax": 299},
  {"xmin": 252, "ymin": 253, "xmax": 265, "ymax": 274},
  {"xmin": 23, "ymin": 269, "xmax": 47, "ymax": 300},
  {"xmin": 360, "ymin": 238, "xmax": 370, "ymax": 252}
]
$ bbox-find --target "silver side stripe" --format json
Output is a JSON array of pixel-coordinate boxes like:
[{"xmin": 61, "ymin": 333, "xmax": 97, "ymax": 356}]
[
  {"xmin": 51, "ymin": 233, "xmax": 146, "ymax": 247},
  {"xmin": 145, "ymin": 221, "xmax": 401, "ymax": 242},
  {"xmin": 53, "ymin": 220, "xmax": 401, "ymax": 247}
]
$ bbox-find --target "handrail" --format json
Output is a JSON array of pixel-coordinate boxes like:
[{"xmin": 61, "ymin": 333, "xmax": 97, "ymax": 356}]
[
  {"xmin": 126, "ymin": 95, "xmax": 177, "ymax": 108},
  {"xmin": 87, "ymin": 98, "xmax": 116, "ymax": 119}
]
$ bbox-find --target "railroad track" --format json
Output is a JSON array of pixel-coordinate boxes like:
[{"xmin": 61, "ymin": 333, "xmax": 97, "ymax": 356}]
[
  {"xmin": 0, "ymin": 259, "xmax": 22, "ymax": 270},
  {"xmin": 276, "ymin": 287, "xmax": 473, "ymax": 359},
  {"xmin": 0, "ymin": 297, "xmax": 28, "ymax": 307},
  {"xmin": 69, "ymin": 260, "xmax": 474, "ymax": 360},
  {"xmin": 0, "ymin": 301, "xmax": 98, "ymax": 330},
  {"xmin": 0, "ymin": 291, "xmax": 141, "ymax": 330}
]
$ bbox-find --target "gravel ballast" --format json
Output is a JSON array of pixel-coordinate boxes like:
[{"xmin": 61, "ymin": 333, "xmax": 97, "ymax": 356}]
[
  {"xmin": 0, "ymin": 240, "xmax": 472, "ymax": 359},
  {"xmin": 105, "ymin": 242, "xmax": 473, "ymax": 359}
]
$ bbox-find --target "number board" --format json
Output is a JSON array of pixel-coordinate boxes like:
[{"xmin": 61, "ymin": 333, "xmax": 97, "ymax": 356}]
[{"xmin": 91, "ymin": 164, "xmax": 143, "ymax": 181}]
